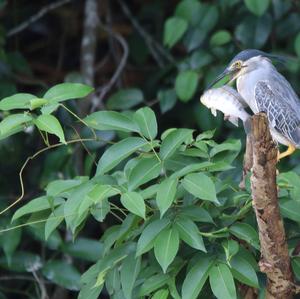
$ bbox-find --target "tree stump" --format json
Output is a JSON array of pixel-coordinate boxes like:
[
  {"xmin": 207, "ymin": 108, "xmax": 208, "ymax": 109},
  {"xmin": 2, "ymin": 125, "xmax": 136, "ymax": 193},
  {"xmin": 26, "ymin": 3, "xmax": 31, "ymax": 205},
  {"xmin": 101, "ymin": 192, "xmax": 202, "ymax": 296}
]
[{"xmin": 249, "ymin": 113, "xmax": 294, "ymax": 298}]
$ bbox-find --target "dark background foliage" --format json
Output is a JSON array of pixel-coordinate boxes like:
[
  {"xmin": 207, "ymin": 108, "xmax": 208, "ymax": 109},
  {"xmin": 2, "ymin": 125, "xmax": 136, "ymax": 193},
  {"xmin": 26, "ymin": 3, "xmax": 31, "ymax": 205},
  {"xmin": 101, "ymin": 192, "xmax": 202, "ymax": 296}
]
[{"xmin": 1, "ymin": 0, "xmax": 300, "ymax": 298}]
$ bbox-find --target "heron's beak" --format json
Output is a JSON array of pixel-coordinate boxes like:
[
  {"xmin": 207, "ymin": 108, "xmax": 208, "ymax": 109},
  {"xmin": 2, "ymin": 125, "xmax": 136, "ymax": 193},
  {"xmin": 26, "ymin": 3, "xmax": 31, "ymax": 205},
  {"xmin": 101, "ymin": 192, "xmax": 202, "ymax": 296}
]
[{"xmin": 207, "ymin": 68, "xmax": 233, "ymax": 89}]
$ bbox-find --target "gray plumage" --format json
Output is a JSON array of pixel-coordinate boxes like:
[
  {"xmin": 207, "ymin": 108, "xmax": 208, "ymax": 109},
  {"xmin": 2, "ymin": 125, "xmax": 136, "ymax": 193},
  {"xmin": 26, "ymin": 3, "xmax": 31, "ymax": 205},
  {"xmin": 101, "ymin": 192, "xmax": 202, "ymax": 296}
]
[
  {"xmin": 209, "ymin": 49, "xmax": 300, "ymax": 151},
  {"xmin": 254, "ymin": 81, "xmax": 300, "ymax": 147},
  {"xmin": 234, "ymin": 52, "xmax": 300, "ymax": 148}
]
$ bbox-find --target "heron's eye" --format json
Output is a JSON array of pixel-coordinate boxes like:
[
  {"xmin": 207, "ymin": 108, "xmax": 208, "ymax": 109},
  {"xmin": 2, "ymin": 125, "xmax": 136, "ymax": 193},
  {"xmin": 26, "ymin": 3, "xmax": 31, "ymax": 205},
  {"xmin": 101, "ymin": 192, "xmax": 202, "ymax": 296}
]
[{"xmin": 233, "ymin": 61, "xmax": 242, "ymax": 69}]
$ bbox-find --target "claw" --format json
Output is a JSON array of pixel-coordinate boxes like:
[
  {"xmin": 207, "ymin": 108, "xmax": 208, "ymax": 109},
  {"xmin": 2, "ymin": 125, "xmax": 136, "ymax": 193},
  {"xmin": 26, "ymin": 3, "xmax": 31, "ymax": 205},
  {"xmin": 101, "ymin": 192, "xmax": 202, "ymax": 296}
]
[{"xmin": 277, "ymin": 144, "xmax": 296, "ymax": 161}]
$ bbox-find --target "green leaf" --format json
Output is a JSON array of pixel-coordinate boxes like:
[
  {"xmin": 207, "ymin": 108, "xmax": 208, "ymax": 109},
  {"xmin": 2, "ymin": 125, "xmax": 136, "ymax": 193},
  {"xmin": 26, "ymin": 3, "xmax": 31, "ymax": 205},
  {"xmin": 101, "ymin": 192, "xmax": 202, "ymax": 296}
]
[
  {"xmin": 12, "ymin": 196, "xmax": 64, "ymax": 221},
  {"xmin": 84, "ymin": 111, "xmax": 138, "ymax": 133},
  {"xmin": 40, "ymin": 103, "xmax": 60, "ymax": 114},
  {"xmin": 78, "ymin": 264, "xmax": 103, "ymax": 299},
  {"xmin": 158, "ymin": 89, "xmax": 177, "ymax": 114},
  {"xmin": 244, "ymin": 0, "xmax": 269, "ymax": 16},
  {"xmin": 107, "ymin": 88, "xmax": 143, "ymax": 110},
  {"xmin": 180, "ymin": 206, "xmax": 214, "ymax": 223},
  {"xmin": 210, "ymin": 30, "xmax": 231, "ymax": 46},
  {"xmin": 29, "ymin": 98, "xmax": 48, "ymax": 110},
  {"xmin": 175, "ymin": 70, "xmax": 198, "ymax": 102},
  {"xmin": 139, "ymin": 273, "xmax": 170, "ymax": 296},
  {"xmin": 156, "ymin": 178, "xmax": 177, "ymax": 217},
  {"xmin": 209, "ymin": 263, "xmax": 236, "ymax": 299},
  {"xmin": 43, "ymin": 83, "xmax": 94, "ymax": 103},
  {"xmin": 278, "ymin": 172, "xmax": 300, "ymax": 201},
  {"xmin": 136, "ymin": 218, "xmax": 170, "ymax": 256},
  {"xmin": 189, "ymin": 50, "xmax": 213, "ymax": 70},
  {"xmin": 45, "ymin": 204, "xmax": 64, "ymax": 240},
  {"xmin": 196, "ymin": 4, "xmax": 218, "ymax": 32},
  {"xmin": 0, "ymin": 113, "xmax": 32, "ymax": 137},
  {"xmin": 64, "ymin": 181, "xmax": 95, "ymax": 233},
  {"xmin": 0, "ymin": 125, "xmax": 24, "ymax": 140},
  {"xmin": 97, "ymin": 137, "xmax": 148, "ymax": 175},
  {"xmin": 0, "ymin": 93, "xmax": 36, "ymax": 110},
  {"xmin": 210, "ymin": 139, "xmax": 241, "ymax": 157},
  {"xmin": 160, "ymin": 128, "xmax": 193, "ymax": 160},
  {"xmin": 182, "ymin": 256, "xmax": 214, "ymax": 299},
  {"xmin": 0, "ymin": 226, "xmax": 21, "ymax": 264},
  {"xmin": 120, "ymin": 192, "xmax": 146, "ymax": 219},
  {"xmin": 235, "ymin": 15, "xmax": 272, "ymax": 49},
  {"xmin": 106, "ymin": 267, "xmax": 120, "ymax": 296},
  {"xmin": 174, "ymin": 217, "xmax": 206, "ymax": 251},
  {"xmin": 175, "ymin": 0, "xmax": 202, "ymax": 26},
  {"xmin": 182, "ymin": 173, "xmax": 218, "ymax": 203},
  {"xmin": 280, "ymin": 199, "xmax": 300, "ymax": 222},
  {"xmin": 196, "ymin": 129, "xmax": 215, "ymax": 140},
  {"xmin": 153, "ymin": 289, "xmax": 169, "ymax": 299},
  {"xmin": 295, "ymin": 33, "xmax": 300, "ymax": 57},
  {"xmin": 120, "ymin": 254, "xmax": 141, "ymax": 299},
  {"xmin": 34, "ymin": 114, "xmax": 66, "ymax": 143},
  {"xmin": 230, "ymin": 222, "xmax": 259, "ymax": 250},
  {"xmin": 237, "ymin": 248, "xmax": 259, "ymax": 271},
  {"xmin": 222, "ymin": 239, "xmax": 239, "ymax": 262},
  {"xmin": 168, "ymin": 278, "xmax": 181, "ymax": 299},
  {"xmin": 46, "ymin": 178, "xmax": 87, "ymax": 197},
  {"xmin": 181, "ymin": 3, "xmax": 218, "ymax": 51},
  {"xmin": 78, "ymin": 184, "xmax": 118, "ymax": 217},
  {"xmin": 154, "ymin": 228, "xmax": 179, "ymax": 273},
  {"xmin": 163, "ymin": 16, "xmax": 188, "ymax": 48},
  {"xmin": 42, "ymin": 260, "xmax": 81, "ymax": 290},
  {"xmin": 230, "ymin": 256, "xmax": 259, "ymax": 288},
  {"xmin": 128, "ymin": 157, "xmax": 161, "ymax": 191},
  {"xmin": 169, "ymin": 161, "xmax": 214, "ymax": 180},
  {"xmin": 292, "ymin": 257, "xmax": 300, "ymax": 281},
  {"xmin": 91, "ymin": 198, "xmax": 110, "ymax": 222},
  {"xmin": 133, "ymin": 107, "xmax": 157, "ymax": 140},
  {"xmin": 93, "ymin": 243, "xmax": 134, "ymax": 289},
  {"xmin": 62, "ymin": 238, "xmax": 103, "ymax": 262},
  {"xmin": 140, "ymin": 184, "xmax": 159, "ymax": 200}
]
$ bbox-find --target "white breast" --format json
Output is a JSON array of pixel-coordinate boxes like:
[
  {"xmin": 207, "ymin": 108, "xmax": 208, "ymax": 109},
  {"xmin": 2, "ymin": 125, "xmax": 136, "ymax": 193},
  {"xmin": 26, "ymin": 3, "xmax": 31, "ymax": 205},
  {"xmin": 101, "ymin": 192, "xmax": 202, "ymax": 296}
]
[{"xmin": 236, "ymin": 60, "xmax": 275, "ymax": 114}]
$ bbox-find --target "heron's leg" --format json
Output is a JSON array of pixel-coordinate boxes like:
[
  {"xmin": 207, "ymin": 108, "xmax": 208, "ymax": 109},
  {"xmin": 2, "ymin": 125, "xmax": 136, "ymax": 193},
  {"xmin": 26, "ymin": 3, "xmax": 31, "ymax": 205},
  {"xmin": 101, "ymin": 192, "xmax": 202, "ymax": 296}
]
[{"xmin": 277, "ymin": 144, "xmax": 296, "ymax": 160}]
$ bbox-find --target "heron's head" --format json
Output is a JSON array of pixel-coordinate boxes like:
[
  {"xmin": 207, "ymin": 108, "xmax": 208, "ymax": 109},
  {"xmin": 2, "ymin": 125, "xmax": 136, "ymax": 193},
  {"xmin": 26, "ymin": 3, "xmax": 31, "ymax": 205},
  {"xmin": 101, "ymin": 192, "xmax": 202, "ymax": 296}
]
[{"xmin": 208, "ymin": 49, "xmax": 284, "ymax": 88}]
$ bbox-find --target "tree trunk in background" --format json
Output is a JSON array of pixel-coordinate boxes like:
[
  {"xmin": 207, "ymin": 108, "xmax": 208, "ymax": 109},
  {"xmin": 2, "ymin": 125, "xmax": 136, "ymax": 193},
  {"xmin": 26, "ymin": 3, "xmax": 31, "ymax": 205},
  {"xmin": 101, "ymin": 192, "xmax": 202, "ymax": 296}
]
[
  {"xmin": 80, "ymin": 0, "xmax": 99, "ymax": 116},
  {"xmin": 249, "ymin": 113, "xmax": 294, "ymax": 298}
]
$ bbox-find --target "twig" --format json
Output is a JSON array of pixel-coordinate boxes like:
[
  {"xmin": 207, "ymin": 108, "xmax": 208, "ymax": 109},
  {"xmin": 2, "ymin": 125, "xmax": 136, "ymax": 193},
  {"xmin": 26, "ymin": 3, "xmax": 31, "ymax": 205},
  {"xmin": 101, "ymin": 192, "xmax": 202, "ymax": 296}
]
[
  {"xmin": 93, "ymin": 25, "xmax": 129, "ymax": 111},
  {"xmin": 249, "ymin": 113, "xmax": 294, "ymax": 298},
  {"xmin": 32, "ymin": 271, "xmax": 49, "ymax": 299},
  {"xmin": 95, "ymin": 54, "xmax": 110, "ymax": 72},
  {"xmin": 0, "ymin": 275, "xmax": 45, "ymax": 282},
  {"xmin": 106, "ymin": 1, "xmax": 123, "ymax": 89},
  {"xmin": 7, "ymin": 0, "xmax": 73, "ymax": 37},
  {"xmin": 80, "ymin": 0, "xmax": 100, "ymax": 114},
  {"xmin": 0, "ymin": 137, "xmax": 95, "ymax": 216},
  {"xmin": 117, "ymin": 0, "xmax": 174, "ymax": 66}
]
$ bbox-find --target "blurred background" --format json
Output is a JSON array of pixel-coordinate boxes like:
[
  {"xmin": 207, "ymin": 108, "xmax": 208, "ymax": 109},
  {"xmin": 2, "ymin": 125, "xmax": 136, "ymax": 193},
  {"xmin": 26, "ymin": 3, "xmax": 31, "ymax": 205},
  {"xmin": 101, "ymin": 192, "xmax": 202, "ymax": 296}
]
[{"xmin": 0, "ymin": 0, "xmax": 300, "ymax": 298}]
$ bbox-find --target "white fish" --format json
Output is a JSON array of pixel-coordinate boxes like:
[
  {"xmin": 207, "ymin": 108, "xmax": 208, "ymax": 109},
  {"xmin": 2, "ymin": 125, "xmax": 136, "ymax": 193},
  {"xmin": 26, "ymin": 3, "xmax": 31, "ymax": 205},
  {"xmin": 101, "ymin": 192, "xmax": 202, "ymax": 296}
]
[{"xmin": 200, "ymin": 86, "xmax": 250, "ymax": 127}]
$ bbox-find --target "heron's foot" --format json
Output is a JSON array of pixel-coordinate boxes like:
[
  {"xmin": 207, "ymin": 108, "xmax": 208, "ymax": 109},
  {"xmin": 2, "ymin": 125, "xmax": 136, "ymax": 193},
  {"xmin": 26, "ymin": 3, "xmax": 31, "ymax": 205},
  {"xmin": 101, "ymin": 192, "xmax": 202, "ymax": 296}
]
[{"xmin": 277, "ymin": 144, "xmax": 296, "ymax": 161}]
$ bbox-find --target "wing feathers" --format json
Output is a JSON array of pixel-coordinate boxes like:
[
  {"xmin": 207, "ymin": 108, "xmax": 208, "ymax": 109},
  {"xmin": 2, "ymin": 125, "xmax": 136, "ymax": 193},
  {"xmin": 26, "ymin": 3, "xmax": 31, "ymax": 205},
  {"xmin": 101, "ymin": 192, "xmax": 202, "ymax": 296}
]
[{"xmin": 255, "ymin": 81, "xmax": 300, "ymax": 146}]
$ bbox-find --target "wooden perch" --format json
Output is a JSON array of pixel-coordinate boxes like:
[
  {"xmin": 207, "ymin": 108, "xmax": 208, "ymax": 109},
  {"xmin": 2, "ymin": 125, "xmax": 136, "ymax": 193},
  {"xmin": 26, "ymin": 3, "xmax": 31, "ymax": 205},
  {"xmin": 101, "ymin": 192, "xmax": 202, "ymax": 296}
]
[{"xmin": 248, "ymin": 113, "xmax": 294, "ymax": 298}]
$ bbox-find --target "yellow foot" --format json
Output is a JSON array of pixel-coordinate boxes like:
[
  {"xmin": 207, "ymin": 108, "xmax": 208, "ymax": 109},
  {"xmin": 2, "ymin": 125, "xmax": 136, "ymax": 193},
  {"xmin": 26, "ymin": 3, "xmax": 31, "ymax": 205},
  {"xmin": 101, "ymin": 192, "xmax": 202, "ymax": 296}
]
[{"xmin": 277, "ymin": 144, "xmax": 296, "ymax": 161}]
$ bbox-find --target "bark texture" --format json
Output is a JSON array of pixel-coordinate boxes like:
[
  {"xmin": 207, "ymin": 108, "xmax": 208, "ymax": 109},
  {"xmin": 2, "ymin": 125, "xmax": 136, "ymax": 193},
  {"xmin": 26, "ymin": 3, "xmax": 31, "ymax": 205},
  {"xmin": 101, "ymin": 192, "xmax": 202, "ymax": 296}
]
[{"xmin": 249, "ymin": 113, "xmax": 294, "ymax": 299}]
